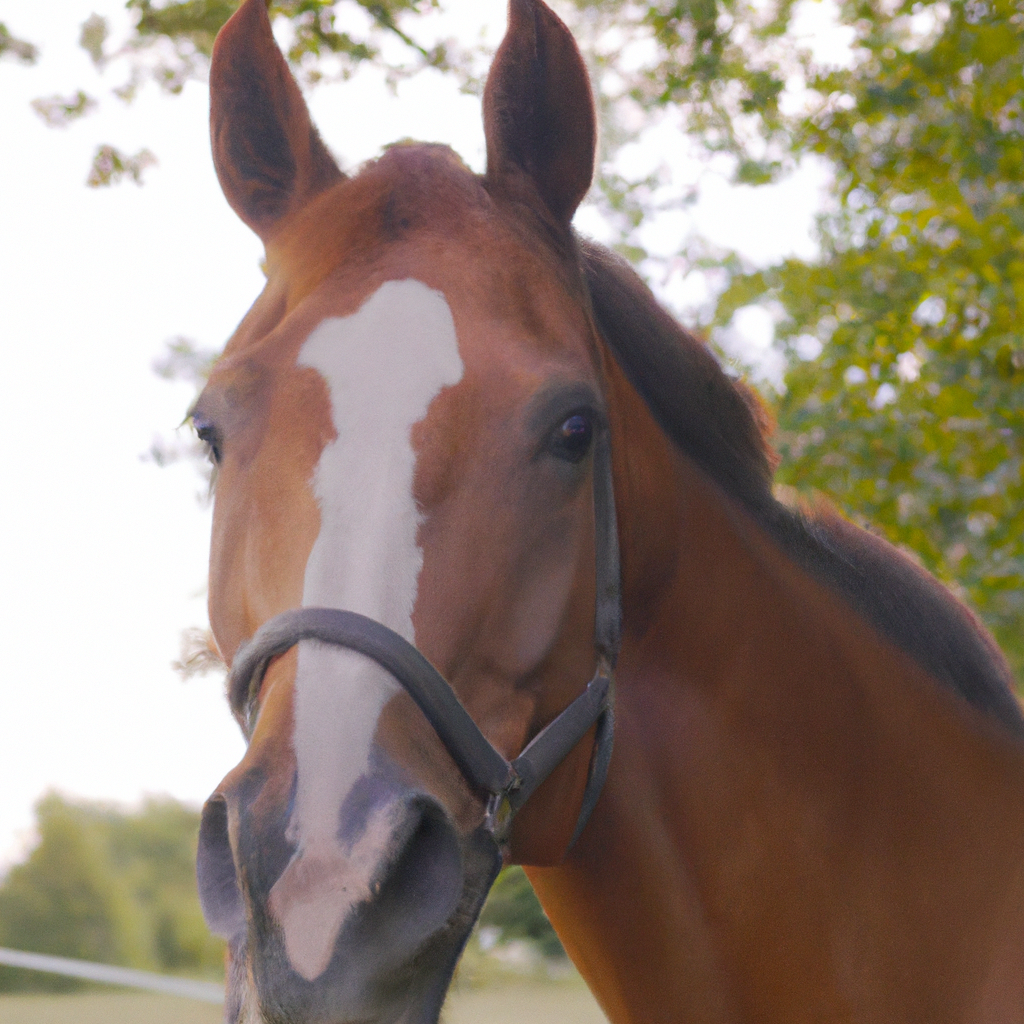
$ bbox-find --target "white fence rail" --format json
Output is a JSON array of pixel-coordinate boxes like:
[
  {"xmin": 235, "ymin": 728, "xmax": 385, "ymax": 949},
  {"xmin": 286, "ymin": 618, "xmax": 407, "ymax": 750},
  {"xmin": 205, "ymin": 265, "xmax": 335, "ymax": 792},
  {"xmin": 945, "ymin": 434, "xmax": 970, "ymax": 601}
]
[{"xmin": 0, "ymin": 946, "xmax": 224, "ymax": 1003}]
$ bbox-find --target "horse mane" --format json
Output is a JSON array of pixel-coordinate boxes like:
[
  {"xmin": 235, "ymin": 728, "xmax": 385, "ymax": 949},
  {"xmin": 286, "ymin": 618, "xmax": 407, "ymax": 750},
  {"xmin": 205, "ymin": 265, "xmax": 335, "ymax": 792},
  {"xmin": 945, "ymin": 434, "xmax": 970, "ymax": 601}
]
[{"xmin": 579, "ymin": 239, "xmax": 1024, "ymax": 740}]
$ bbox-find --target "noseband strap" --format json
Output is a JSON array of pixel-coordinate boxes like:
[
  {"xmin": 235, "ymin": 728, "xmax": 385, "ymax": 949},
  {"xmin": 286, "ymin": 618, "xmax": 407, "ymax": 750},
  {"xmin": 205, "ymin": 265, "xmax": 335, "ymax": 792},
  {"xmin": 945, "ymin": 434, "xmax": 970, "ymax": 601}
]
[{"xmin": 228, "ymin": 431, "xmax": 620, "ymax": 851}]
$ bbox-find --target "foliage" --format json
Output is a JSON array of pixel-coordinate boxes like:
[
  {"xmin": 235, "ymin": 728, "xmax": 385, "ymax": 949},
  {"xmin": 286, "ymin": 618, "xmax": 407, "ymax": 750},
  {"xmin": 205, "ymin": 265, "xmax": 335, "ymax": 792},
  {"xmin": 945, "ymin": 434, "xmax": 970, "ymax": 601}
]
[
  {"xmin": 567, "ymin": 0, "xmax": 792, "ymax": 163},
  {"xmin": 709, "ymin": 0, "xmax": 1024, "ymax": 676},
  {"xmin": 0, "ymin": 797, "xmax": 141, "ymax": 991},
  {"xmin": 20, "ymin": 0, "xmax": 480, "ymax": 181},
  {"xmin": 85, "ymin": 144, "xmax": 159, "ymax": 187},
  {"xmin": 15, "ymin": 1, "xmax": 484, "ymax": 186},
  {"xmin": 31, "ymin": 90, "xmax": 98, "ymax": 127},
  {"xmin": 0, "ymin": 23, "xmax": 39, "ymax": 64},
  {"xmin": 121, "ymin": 0, "xmax": 458, "ymax": 76},
  {"xmin": 0, "ymin": 794, "xmax": 223, "ymax": 992},
  {"xmin": 478, "ymin": 866, "xmax": 565, "ymax": 959}
]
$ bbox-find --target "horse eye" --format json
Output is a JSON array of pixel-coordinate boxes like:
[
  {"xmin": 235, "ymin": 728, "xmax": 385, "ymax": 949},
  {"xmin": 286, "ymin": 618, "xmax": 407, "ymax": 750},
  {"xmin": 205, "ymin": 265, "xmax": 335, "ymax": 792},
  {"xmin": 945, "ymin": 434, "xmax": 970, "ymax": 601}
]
[
  {"xmin": 549, "ymin": 412, "xmax": 594, "ymax": 463},
  {"xmin": 192, "ymin": 415, "xmax": 222, "ymax": 464}
]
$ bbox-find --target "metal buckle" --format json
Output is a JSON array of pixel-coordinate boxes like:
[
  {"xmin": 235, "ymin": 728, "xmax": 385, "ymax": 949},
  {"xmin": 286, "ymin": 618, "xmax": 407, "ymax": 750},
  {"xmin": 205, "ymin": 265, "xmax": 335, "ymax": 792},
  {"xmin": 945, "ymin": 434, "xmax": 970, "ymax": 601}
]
[{"xmin": 484, "ymin": 776, "xmax": 521, "ymax": 846}]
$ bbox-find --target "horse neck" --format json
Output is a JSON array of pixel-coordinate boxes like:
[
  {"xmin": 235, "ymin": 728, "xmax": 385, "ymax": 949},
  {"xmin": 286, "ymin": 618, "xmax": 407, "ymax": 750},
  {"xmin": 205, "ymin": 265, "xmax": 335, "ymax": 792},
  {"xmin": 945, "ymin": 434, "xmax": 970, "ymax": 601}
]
[{"xmin": 526, "ymin": 356, "xmax": 1024, "ymax": 1024}]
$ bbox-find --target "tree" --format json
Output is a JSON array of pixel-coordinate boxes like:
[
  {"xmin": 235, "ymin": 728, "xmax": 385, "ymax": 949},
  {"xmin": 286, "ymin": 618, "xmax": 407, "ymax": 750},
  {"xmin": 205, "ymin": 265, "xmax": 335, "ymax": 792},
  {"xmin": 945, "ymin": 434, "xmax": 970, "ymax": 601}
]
[
  {"xmin": 477, "ymin": 866, "xmax": 565, "ymax": 958},
  {"xmin": 709, "ymin": 0, "xmax": 1024, "ymax": 676},
  {"xmin": 0, "ymin": 22, "xmax": 38, "ymax": 64},
  {"xmin": 0, "ymin": 795, "xmax": 143, "ymax": 991},
  {"xmin": 0, "ymin": 794, "xmax": 224, "ymax": 992},
  {"xmin": 20, "ymin": 1, "xmax": 485, "ymax": 185},
  {"xmin": 101, "ymin": 797, "xmax": 226, "ymax": 974}
]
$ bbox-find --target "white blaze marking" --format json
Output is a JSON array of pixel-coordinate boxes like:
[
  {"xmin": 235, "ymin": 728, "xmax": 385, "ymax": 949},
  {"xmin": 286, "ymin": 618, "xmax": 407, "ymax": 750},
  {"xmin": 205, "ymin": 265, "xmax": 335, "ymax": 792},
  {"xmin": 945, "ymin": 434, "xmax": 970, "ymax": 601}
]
[{"xmin": 269, "ymin": 279, "xmax": 463, "ymax": 980}]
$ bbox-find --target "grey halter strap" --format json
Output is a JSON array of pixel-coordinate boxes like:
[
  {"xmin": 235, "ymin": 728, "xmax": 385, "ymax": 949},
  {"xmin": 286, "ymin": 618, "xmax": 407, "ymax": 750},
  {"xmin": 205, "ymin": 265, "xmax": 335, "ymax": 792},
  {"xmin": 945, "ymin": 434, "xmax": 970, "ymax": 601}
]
[{"xmin": 227, "ymin": 431, "xmax": 621, "ymax": 851}]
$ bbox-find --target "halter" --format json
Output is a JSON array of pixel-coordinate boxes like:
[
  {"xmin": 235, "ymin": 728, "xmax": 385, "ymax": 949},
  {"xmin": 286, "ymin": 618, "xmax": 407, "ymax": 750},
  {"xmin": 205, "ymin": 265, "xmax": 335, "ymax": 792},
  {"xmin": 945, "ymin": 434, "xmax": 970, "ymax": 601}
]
[{"xmin": 227, "ymin": 430, "xmax": 621, "ymax": 852}]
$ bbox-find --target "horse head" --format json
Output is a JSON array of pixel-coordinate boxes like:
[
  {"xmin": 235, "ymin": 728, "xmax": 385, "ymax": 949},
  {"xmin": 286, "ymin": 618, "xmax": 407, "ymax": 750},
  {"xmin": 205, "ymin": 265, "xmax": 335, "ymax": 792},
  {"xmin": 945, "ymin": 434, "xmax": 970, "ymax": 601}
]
[{"xmin": 194, "ymin": 1, "xmax": 613, "ymax": 1019}]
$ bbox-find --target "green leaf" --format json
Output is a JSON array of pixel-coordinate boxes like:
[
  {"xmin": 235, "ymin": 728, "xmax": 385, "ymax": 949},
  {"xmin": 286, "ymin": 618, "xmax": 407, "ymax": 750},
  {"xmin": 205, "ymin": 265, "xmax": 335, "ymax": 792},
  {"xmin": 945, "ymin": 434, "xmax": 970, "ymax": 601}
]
[
  {"xmin": 86, "ymin": 145, "xmax": 157, "ymax": 187},
  {"xmin": 0, "ymin": 22, "xmax": 38, "ymax": 63}
]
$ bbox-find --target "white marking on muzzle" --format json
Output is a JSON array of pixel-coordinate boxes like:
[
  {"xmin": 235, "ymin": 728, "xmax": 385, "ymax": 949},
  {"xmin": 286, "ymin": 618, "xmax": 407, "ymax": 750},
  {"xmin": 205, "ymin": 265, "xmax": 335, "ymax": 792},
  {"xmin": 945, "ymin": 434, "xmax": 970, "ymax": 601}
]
[{"xmin": 269, "ymin": 280, "xmax": 464, "ymax": 981}]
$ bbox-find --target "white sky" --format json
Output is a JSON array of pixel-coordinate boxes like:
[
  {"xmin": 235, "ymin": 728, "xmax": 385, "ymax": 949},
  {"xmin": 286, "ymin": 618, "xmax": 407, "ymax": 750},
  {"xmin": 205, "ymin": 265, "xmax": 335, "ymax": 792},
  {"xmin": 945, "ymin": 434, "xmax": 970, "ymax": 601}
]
[{"xmin": 0, "ymin": 0, "xmax": 827, "ymax": 870}]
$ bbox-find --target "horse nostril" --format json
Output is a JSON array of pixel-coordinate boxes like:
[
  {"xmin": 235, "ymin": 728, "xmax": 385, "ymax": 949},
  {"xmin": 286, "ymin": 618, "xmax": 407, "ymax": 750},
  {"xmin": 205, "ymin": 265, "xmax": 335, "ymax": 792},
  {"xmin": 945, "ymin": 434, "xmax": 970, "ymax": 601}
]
[
  {"xmin": 338, "ymin": 795, "xmax": 464, "ymax": 970},
  {"xmin": 380, "ymin": 798, "xmax": 464, "ymax": 937},
  {"xmin": 197, "ymin": 794, "xmax": 246, "ymax": 939}
]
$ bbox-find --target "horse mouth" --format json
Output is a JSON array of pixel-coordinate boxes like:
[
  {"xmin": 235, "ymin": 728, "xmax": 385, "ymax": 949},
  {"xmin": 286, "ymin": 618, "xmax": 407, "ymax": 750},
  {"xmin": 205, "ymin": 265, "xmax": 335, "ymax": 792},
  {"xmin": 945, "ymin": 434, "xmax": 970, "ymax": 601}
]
[
  {"xmin": 221, "ymin": 814, "xmax": 502, "ymax": 1024},
  {"xmin": 226, "ymin": 898, "xmax": 486, "ymax": 1024}
]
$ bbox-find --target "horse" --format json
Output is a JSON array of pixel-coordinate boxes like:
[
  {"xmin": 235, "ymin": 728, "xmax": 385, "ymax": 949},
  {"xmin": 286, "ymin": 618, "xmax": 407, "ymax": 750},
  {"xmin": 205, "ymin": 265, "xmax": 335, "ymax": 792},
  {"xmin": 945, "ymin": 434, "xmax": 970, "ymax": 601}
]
[{"xmin": 191, "ymin": 1, "xmax": 1024, "ymax": 1021}]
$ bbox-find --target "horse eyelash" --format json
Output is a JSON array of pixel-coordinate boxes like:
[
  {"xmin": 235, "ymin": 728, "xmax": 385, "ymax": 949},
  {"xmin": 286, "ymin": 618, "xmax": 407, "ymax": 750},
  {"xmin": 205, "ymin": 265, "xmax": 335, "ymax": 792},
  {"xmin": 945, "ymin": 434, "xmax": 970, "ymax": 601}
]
[{"xmin": 191, "ymin": 416, "xmax": 223, "ymax": 464}]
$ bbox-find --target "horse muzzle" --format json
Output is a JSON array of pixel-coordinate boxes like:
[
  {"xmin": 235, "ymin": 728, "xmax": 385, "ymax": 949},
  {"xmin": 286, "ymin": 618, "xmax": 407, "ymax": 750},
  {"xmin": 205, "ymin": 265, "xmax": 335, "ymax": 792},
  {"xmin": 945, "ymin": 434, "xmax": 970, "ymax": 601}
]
[{"xmin": 197, "ymin": 758, "xmax": 500, "ymax": 1024}]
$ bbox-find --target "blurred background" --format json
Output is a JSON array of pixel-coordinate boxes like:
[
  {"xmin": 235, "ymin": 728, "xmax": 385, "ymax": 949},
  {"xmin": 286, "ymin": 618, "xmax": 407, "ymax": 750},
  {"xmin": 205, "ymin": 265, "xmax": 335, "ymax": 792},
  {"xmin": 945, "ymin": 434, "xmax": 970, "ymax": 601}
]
[{"xmin": 1, "ymin": 0, "xmax": 1021, "ymax": 1008}]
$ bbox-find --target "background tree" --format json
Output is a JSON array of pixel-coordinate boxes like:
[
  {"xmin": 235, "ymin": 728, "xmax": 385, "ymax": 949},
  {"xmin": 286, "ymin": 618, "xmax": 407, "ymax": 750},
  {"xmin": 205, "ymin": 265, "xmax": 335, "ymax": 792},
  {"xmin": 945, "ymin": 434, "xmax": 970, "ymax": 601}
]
[
  {"xmin": 561, "ymin": 0, "xmax": 1024, "ymax": 680},
  {"xmin": 0, "ymin": 22, "xmax": 38, "ymax": 63},
  {"xmin": 0, "ymin": 795, "xmax": 224, "ymax": 992},
  {"xmin": 706, "ymin": 0, "xmax": 1024, "ymax": 676},
  {"xmin": 0, "ymin": 795, "xmax": 142, "ymax": 991},
  {"xmin": 19, "ymin": 0, "xmax": 486, "ymax": 185},
  {"xmin": 478, "ymin": 867, "xmax": 565, "ymax": 958}
]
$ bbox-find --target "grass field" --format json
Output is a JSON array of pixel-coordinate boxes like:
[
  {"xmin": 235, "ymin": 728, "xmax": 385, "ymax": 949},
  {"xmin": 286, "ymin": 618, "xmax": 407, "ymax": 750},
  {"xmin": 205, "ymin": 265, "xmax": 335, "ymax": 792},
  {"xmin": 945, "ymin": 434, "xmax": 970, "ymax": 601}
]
[{"xmin": 0, "ymin": 980, "xmax": 609, "ymax": 1024}]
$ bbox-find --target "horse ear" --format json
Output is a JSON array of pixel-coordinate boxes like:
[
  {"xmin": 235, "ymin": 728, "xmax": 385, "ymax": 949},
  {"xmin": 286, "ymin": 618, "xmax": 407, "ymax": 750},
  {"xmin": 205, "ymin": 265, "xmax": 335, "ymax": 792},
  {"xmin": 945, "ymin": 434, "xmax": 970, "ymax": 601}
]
[
  {"xmin": 209, "ymin": 0, "xmax": 343, "ymax": 242},
  {"xmin": 483, "ymin": 0, "xmax": 596, "ymax": 226}
]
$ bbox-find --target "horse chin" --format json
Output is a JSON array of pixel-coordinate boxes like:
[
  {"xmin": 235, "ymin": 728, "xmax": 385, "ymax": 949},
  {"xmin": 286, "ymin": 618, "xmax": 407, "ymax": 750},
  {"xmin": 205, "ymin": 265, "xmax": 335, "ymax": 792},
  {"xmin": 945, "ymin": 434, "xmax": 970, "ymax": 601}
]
[
  {"xmin": 225, "ymin": 828, "xmax": 502, "ymax": 1024},
  {"xmin": 227, "ymin": 931, "xmax": 464, "ymax": 1024}
]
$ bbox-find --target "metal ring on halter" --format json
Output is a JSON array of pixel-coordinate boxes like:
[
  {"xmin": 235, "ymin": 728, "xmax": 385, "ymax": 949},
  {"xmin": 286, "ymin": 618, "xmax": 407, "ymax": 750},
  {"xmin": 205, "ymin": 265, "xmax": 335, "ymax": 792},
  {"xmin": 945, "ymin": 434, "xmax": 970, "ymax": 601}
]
[{"xmin": 227, "ymin": 430, "xmax": 621, "ymax": 851}]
